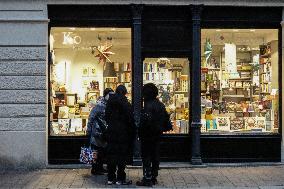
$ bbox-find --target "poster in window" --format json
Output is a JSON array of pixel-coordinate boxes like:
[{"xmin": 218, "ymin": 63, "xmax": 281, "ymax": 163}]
[
  {"xmin": 58, "ymin": 106, "xmax": 69, "ymax": 119},
  {"xmin": 230, "ymin": 118, "xmax": 244, "ymax": 131},
  {"xmin": 216, "ymin": 117, "xmax": 230, "ymax": 131},
  {"xmin": 66, "ymin": 94, "xmax": 77, "ymax": 106},
  {"xmin": 201, "ymin": 119, "xmax": 206, "ymax": 132},
  {"xmin": 244, "ymin": 117, "xmax": 258, "ymax": 130},
  {"xmin": 82, "ymin": 67, "xmax": 89, "ymax": 77},
  {"xmin": 88, "ymin": 67, "xmax": 96, "ymax": 77},
  {"xmin": 70, "ymin": 118, "xmax": 83, "ymax": 132},
  {"xmin": 58, "ymin": 119, "xmax": 70, "ymax": 134},
  {"xmin": 257, "ymin": 117, "xmax": 266, "ymax": 131}
]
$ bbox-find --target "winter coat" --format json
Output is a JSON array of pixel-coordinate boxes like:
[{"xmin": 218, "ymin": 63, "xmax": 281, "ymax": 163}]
[
  {"xmin": 87, "ymin": 97, "xmax": 108, "ymax": 148},
  {"xmin": 139, "ymin": 98, "xmax": 168, "ymax": 142},
  {"xmin": 105, "ymin": 94, "xmax": 135, "ymax": 163}
]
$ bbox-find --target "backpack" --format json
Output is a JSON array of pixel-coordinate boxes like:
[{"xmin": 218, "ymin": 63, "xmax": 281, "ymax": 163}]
[
  {"xmin": 140, "ymin": 100, "xmax": 172, "ymax": 136},
  {"xmin": 161, "ymin": 111, "xmax": 173, "ymax": 132}
]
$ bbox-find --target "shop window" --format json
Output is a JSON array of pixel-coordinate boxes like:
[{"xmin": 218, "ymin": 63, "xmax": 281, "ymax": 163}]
[
  {"xmin": 49, "ymin": 27, "xmax": 131, "ymax": 136},
  {"xmin": 143, "ymin": 58, "xmax": 190, "ymax": 134},
  {"xmin": 201, "ymin": 29, "xmax": 279, "ymax": 134}
]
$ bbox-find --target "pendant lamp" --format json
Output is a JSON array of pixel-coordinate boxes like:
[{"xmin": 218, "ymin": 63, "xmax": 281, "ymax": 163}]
[{"xmin": 104, "ymin": 62, "xmax": 117, "ymax": 78}]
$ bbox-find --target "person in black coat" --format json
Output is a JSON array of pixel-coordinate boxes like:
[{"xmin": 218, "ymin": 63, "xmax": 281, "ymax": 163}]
[
  {"xmin": 105, "ymin": 85, "xmax": 135, "ymax": 185},
  {"xmin": 137, "ymin": 83, "xmax": 170, "ymax": 187}
]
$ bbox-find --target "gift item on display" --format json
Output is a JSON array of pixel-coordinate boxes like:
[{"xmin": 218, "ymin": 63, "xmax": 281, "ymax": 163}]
[{"xmin": 230, "ymin": 118, "xmax": 245, "ymax": 131}]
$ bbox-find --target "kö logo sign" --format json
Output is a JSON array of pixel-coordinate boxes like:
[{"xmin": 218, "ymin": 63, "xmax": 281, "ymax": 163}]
[{"xmin": 62, "ymin": 32, "xmax": 82, "ymax": 45}]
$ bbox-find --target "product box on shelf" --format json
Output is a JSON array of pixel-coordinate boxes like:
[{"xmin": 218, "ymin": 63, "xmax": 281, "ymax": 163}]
[
  {"xmin": 58, "ymin": 119, "xmax": 70, "ymax": 134},
  {"xmin": 230, "ymin": 118, "xmax": 244, "ymax": 131},
  {"xmin": 216, "ymin": 117, "xmax": 230, "ymax": 131},
  {"xmin": 58, "ymin": 106, "xmax": 69, "ymax": 119}
]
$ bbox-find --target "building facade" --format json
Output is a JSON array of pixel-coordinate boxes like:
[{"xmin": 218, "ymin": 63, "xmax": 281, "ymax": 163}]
[{"xmin": 0, "ymin": 0, "xmax": 284, "ymax": 169}]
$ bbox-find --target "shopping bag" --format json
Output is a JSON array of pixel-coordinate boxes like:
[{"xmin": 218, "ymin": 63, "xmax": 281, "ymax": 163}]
[{"xmin": 79, "ymin": 146, "xmax": 97, "ymax": 164}]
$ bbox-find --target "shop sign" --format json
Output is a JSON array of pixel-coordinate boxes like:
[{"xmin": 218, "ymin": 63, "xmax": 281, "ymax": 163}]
[{"xmin": 63, "ymin": 32, "xmax": 82, "ymax": 45}]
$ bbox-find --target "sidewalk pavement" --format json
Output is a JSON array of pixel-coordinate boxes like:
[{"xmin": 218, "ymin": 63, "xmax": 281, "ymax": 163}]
[{"xmin": 1, "ymin": 165, "xmax": 284, "ymax": 189}]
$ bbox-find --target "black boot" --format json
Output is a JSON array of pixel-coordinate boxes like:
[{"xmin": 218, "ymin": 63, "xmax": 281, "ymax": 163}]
[
  {"xmin": 136, "ymin": 178, "xmax": 153, "ymax": 187},
  {"xmin": 151, "ymin": 177, "xmax": 158, "ymax": 185},
  {"xmin": 91, "ymin": 163, "xmax": 104, "ymax": 175}
]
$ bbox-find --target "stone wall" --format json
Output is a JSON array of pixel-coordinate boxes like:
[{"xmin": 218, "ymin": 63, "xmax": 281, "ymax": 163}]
[{"xmin": 0, "ymin": 1, "xmax": 48, "ymax": 169}]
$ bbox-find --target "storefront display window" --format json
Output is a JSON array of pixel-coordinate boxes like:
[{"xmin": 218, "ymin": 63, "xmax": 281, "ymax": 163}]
[
  {"xmin": 201, "ymin": 29, "xmax": 279, "ymax": 134},
  {"xmin": 143, "ymin": 58, "xmax": 190, "ymax": 134},
  {"xmin": 49, "ymin": 27, "xmax": 131, "ymax": 136}
]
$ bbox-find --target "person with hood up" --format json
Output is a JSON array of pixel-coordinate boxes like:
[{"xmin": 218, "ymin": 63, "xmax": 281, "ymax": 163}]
[
  {"xmin": 87, "ymin": 88, "xmax": 114, "ymax": 175},
  {"xmin": 105, "ymin": 85, "xmax": 135, "ymax": 185}
]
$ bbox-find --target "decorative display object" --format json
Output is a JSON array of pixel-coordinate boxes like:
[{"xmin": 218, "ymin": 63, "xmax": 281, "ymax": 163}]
[
  {"xmin": 206, "ymin": 119, "xmax": 217, "ymax": 130},
  {"xmin": 204, "ymin": 38, "xmax": 212, "ymax": 64},
  {"xmin": 92, "ymin": 43, "xmax": 114, "ymax": 64}
]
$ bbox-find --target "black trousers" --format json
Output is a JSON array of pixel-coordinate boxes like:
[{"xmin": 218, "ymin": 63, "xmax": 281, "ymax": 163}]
[
  {"xmin": 141, "ymin": 140, "xmax": 160, "ymax": 180},
  {"xmin": 107, "ymin": 159, "xmax": 126, "ymax": 181},
  {"xmin": 91, "ymin": 145, "xmax": 104, "ymax": 172}
]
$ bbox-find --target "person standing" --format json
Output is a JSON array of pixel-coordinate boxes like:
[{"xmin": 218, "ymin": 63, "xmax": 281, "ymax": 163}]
[
  {"xmin": 137, "ymin": 83, "xmax": 171, "ymax": 187},
  {"xmin": 105, "ymin": 85, "xmax": 135, "ymax": 185},
  {"xmin": 87, "ymin": 88, "xmax": 114, "ymax": 175}
]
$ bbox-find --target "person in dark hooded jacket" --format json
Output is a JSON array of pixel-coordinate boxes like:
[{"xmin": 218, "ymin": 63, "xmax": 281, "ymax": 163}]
[
  {"xmin": 87, "ymin": 88, "xmax": 114, "ymax": 175},
  {"xmin": 136, "ymin": 83, "xmax": 170, "ymax": 187},
  {"xmin": 105, "ymin": 85, "xmax": 135, "ymax": 185}
]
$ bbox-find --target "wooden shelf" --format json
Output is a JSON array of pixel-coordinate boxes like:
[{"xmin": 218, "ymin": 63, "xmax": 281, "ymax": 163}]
[
  {"xmin": 175, "ymin": 91, "xmax": 188, "ymax": 93},
  {"xmin": 229, "ymin": 78, "xmax": 251, "ymax": 81},
  {"xmin": 223, "ymin": 95, "xmax": 250, "ymax": 98},
  {"xmin": 260, "ymin": 54, "xmax": 271, "ymax": 58},
  {"xmin": 222, "ymin": 87, "xmax": 249, "ymax": 89}
]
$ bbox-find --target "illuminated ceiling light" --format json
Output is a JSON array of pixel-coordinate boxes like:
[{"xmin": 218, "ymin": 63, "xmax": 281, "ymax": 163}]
[
  {"xmin": 111, "ymin": 28, "xmax": 116, "ymax": 31},
  {"xmin": 216, "ymin": 29, "xmax": 222, "ymax": 32},
  {"xmin": 90, "ymin": 28, "xmax": 96, "ymax": 31},
  {"xmin": 233, "ymin": 29, "xmax": 239, "ymax": 32},
  {"xmin": 250, "ymin": 29, "xmax": 256, "ymax": 32},
  {"xmin": 69, "ymin": 27, "xmax": 76, "ymax": 30}
]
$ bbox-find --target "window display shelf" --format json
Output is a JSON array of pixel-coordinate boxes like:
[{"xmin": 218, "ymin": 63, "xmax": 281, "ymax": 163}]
[
  {"xmin": 222, "ymin": 95, "xmax": 250, "ymax": 98},
  {"xmin": 228, "ymin": 78, "xmax": 251, "ymax": 81}
]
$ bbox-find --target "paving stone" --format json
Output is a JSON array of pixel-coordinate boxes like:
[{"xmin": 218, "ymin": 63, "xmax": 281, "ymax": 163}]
[{"xmin": 1, "ymin": 166, "xmax": 284, "ymax": 188}]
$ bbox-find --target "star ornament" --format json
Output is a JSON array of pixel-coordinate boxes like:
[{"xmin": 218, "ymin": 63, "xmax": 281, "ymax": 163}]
[{"xmin": 92, "ymin": 44, "xmax": 115, "ymax": 64}]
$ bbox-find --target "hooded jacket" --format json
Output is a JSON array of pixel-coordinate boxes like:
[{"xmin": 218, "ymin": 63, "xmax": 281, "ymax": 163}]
[{"xmin": 87, "ymin": 97, "xmax": 107, "ymax": 148}]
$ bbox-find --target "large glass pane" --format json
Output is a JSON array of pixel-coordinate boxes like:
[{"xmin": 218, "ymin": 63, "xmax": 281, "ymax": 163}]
[
  {"xmin": 201, "ymin": 29, "xmax": 279, "ymax": 134},
  {"xmin": 49, "ymin": 27, "xmax": 131, "ymax": 136},
  {"xmin": 143, "ymin": 58, "xmax": 190, "ymax": 134}
]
